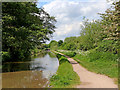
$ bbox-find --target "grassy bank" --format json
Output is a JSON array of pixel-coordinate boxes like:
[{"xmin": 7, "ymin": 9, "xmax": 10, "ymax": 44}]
[
  {"xmin": 49, "ymin": 53, "xmax": 80, "ymax": 88},
  {"xmin": 58, "ymin": 50, "xmax": 118, "ymax": 83}
]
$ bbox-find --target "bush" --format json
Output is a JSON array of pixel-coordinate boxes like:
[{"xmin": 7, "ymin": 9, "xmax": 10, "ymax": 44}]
[{"xmin": 64, "ymin": 52, "xmax": 76, "ymax": 57}]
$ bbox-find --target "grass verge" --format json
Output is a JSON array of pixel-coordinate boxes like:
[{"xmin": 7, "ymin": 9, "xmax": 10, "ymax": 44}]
[{"xmin": 49, "ymin": 53, "xmax": 80, "ymax": 88}]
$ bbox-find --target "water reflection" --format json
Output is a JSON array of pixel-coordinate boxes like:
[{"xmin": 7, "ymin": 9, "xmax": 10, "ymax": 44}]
[
  {"xmin": 30, "ymin": 53, "xmax": 59, "ymax": 79},
  {"xmin": 2, "ymin": 62, "xmax": 30, "ymax": 72},
  {"xmin": 2, "ymin": 71, "xmax": 48, "ymax": 88},
  {"xmin": 2, "ymin": 52, "xmax": 59, "ymax": 88}
]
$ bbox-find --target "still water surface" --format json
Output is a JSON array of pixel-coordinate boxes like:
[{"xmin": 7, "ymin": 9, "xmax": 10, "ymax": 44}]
[{"xmin": 2, "ymin": 52, "xmax": 59, "ymax": 88}]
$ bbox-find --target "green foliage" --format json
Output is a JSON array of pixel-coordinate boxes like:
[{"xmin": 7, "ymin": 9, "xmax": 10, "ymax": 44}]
[
  {"xmin": 87, "ymin": 51, "xmax": 118, "ymax": 62},
  {"xmin": 2, "ymin": 51, "xmax": 11, "ymax": 62},
  {"xmin": 59, "ymin": 56, "xmax": 69, "ymax": 64},
  {"xmin": 50, "ymin": 54, "xmax": 80, "ymax": 88},
  {"xmin": 96, "ymin": 40, "xmax": 118, "ymax": 54},
  {"xmin": 99, "ymin": 1, "xmax": 120, "ymax": 42},
  {"xmin": 58, "ymin": 20, "xmax": 104, "ymax": 51},
  {"xmin": 61, "ymin": 37, "xmax": 78, "ymax": 50},
  {"xmin": 49, "ymin": 40, "xmax": 58, "ymax": 50},
  {"xmin": 2, "ymin": 2, "xmax": 56, "ymax": 61},
  {"xmin": 56, "ymin": 53, "xmax": 63, "ymax": 59},
  {"xmin": 58, "ymin": 40, "xmax": 63, "ymax": 47},
  {"xmin": 37, "ymin": 44, "xmax": 49, "ymax": 50},
  {"xmin": 60, "ymin": 51, "xmax": 76, "ymax": 57},
  {"xmin": 48, "ymin": 52, "xmax": 56, "ymax": 58}
]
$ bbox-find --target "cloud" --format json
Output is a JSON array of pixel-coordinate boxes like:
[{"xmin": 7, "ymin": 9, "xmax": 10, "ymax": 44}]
[{"xmin": 42, "ymin": 0, "xmax": 109, "ymax": 43}]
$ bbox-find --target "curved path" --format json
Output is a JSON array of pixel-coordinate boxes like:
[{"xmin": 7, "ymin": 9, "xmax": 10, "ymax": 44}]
[{"xmin": 57, "ymin": 52, "xmax": 118, "ymax": 88}]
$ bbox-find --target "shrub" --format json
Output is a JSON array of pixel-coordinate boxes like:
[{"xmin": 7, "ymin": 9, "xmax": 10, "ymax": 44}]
[{"xmin": 64, "ymin": 52, "xmax": 76, "ymax": 57}]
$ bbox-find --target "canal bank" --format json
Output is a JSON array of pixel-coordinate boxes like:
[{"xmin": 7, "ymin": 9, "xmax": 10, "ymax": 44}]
[{"xmin": 49, "ymin": 52, "xmax": 80, "ymax": 88}]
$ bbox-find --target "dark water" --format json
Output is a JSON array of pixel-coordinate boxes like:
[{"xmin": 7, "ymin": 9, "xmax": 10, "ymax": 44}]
[{"xmin": 2, "ymin": 52, "xmax": 59, "ymax": 88}]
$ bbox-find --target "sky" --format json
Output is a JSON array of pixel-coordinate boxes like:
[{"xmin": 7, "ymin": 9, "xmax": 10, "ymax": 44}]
[{"xmin": 37, "ymin": 0, "xmax": 113, "ymax": 44}]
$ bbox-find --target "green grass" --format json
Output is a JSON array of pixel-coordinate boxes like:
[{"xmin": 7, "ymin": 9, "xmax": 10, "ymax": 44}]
[
  {"xmin": 49, "ymin": 54, "xmax": 80, "ymax": 88},
  {"xmin": 74, "ymin": 54, "xmax": 118, "ymax": 78},
  {"xmin": 58, "ymin": 50, "xmax": 118, "ymax": 83}
]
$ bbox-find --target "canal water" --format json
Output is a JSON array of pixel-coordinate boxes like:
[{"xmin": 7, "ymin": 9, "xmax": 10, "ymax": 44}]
[{"xmin": 2, "ymin": 52, "xmax": 59, "ymax": 88}]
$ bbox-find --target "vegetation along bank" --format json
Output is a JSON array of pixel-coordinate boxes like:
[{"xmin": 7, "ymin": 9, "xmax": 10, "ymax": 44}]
[{"xmin": 49, "ymin": 53, "xmax": 80, "ymax": 88}]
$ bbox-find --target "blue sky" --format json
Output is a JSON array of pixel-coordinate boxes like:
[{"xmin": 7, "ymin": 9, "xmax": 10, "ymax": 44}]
[
  {"xmin": 37, "ymin": 0, "xmax": 112, "ymax": 43},
  {"xmin": 37, "ymin": 2, "xmax": 48, "ymax": 8}
]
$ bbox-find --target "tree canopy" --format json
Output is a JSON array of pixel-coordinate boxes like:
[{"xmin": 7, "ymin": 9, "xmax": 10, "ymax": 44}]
[{"xmin": 2, "ymin": 2, "xmax": 56, "ymax": 62}]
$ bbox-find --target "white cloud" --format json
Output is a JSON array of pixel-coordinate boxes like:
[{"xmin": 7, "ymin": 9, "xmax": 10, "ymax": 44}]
[{"xmin": 42, "ymin": 0, "xmax": 110, "ymax": 43}]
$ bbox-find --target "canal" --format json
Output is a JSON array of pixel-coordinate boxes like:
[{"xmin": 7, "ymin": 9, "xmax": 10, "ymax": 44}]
[{"xmin": 2, "ymin": 52, "xmax": 59, "ymax": 88}]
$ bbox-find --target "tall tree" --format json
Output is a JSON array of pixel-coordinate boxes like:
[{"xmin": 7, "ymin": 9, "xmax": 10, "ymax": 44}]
[
  {"xmin": 2, "ymin": 2, "xmax": 56, "ymax": 61},
  {"xmin": 100, "ymin": 1, "xmax": 120, "ymax": 41},
  {"xmin": 99, "ymin": 1, "xmax": 120, "ymax": 53}
]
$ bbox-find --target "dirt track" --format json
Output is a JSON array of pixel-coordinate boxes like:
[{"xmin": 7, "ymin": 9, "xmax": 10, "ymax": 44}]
[{"xmin": 58, "ymin": 52, "xmax": 118, "ymax": 88}]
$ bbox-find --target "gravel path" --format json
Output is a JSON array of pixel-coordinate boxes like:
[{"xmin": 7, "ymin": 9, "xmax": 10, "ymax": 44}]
[{"xmin": 57, "ymin": 52, "xmax": 118, "ymax": 88}]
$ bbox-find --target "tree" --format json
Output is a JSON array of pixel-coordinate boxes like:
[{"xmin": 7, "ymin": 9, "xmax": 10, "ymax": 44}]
[
  {"xmin": 49, "ymin": 40, "xmax": 58, "ymax": 50},
  {"xmin": 2, "ymin": 2, "xmax": 56, "ymax": 61},
  {"xmin": 58, "ymin": 40, "xmax": 63, "ymax": 47},
  {"xmin": 98, "ymin": 1, "xmax": 120, "ymax": 53},
  {"xmin": 60, "ymin": 37, "xmax": 78, "ymax": 50},
  {"xmin": 99, "ymin": 1, "xmax": 120, "ymax": 41}
]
